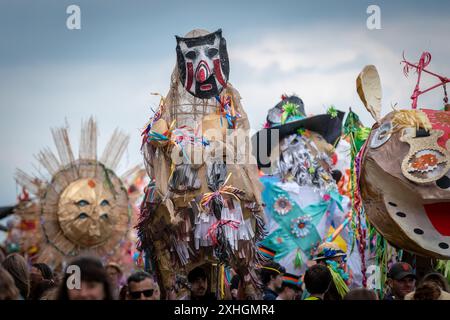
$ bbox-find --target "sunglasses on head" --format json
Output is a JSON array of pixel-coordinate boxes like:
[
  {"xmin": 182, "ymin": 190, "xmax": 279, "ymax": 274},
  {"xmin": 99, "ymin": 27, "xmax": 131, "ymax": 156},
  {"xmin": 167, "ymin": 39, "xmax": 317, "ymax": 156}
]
[{"xmin": 129, "ymin": 289, "xmax": 154, "ymax": 299}]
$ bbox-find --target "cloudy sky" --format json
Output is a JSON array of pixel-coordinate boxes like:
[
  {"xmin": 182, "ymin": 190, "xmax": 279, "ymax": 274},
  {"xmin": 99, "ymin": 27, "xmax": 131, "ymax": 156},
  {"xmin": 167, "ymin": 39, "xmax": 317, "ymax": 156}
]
[{"xmin": 0, "ymin": 0, "xmax": 450, "ymax": 205}]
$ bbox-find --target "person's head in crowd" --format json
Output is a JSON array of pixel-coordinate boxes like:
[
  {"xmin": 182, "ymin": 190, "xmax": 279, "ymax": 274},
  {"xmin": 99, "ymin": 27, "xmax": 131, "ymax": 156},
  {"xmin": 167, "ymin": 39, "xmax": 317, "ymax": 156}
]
[
  {"xmin": 344, "ymin": 287, "xmax": 378, "ymax": 300},
  {"xmin": 410, "ymin": 281, "xmax": 442, "ymax": 300},
  {"xmin": 405, "ymin": 272, "xmax": 450, "ymax": 300},
  {"xmin": 0, "ymin": 266, "xmax": 20, "ymax": 300},
  {"xmin": 259, "ymin": 261, "xmax": 285, "ymax": 293},
  {"xmin": 126, "ymin": 271, "xmax": 160, "ymax": 300},
  {"xmin": 30, "ymin": 279, "xmax": 57, "ymax": 300},
  {"xmin": 277, "ymin": 273, "xmax": 302, "ymax": 300},
  {"xmin": 421, "ymin": 272, "xmax": 450, "ymax": 293},
  {"xmin": 304, "ymin": 264, "xmax": 332, "ymax": 300},
  {"xmin": 187, "ymin": 266, "xmax": 212, "ymax": 300},
  {"xmin": 314, "ymin": 242, "xmax": 347, "ymax": 269},
  {"xmin": 30, "ymin": 263, "xmax": 54, "ymax": 298},
  {"xmin": 31, "ymin": 263, "xmax": 54, "ymax": 281},
  {"xmin": 2, "ymin": 253, "xmax": 30, "ymax": 299},
  {"xmin": 106, "ymin": 262, "xmax": 123, "ymax": 299},
  {"xmin": 56, "ymin": 256, "xmax": 113, "ymax": 300},
  {"xmin": 386, "ymin": 262, "xmax": 416, "ymax": 300},
  {"xmin": 106, "ymin": 262, "xmax": 123, "ymax": 287}
]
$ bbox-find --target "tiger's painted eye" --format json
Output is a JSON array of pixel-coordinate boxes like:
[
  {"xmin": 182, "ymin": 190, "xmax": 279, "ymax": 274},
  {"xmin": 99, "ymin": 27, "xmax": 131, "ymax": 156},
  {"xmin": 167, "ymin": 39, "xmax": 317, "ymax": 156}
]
[
  {"xmin": 76, "ymin": 200, "xmax": 89, "ymax": 207},
  {"xmin": 100, "ymin": 199, "xmax": 110, "ymax": 207},
  {"xmin": 100, "ymin": 213, "xmax": 109, "ymax": 220},
  {"xmin": 78, "ymin": 212, "xmax": 88, "ymax": 219}
]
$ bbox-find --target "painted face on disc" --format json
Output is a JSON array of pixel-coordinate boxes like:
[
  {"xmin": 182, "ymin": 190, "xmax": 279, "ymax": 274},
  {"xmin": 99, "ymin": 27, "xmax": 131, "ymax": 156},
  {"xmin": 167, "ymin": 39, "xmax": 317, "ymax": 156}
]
[
  {"xmin": 58, "ymin": 178, "xmax": 115, "ymax": 247},
  {"xmin": 176, "ymin": 29, "xmax": 229, "ymax": 99}
]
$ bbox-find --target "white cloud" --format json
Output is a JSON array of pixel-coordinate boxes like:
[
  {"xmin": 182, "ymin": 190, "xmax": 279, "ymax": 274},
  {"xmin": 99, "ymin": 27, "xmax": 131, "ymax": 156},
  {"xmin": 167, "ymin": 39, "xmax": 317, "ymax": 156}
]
[
  {"xmin": 231, "ymin": 35, "xmax": 359, "ymax": 72},
  {"xmin": 228, "ymin": 20, "xmax": 450, "ymax": 130}
]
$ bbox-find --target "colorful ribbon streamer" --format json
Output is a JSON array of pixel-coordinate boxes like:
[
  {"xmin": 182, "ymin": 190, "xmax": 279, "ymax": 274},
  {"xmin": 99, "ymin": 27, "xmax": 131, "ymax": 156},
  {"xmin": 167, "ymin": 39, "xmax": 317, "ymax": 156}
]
[
  {"xmin": 215, "ymin": 95, "xmax": 241, "ymax": 129},
  {"xmin": 200, "ymin": 173, "xmax": 244, "ymax": 211},
  {"xmin": 206, "ymin": 219, "xmax": 240, "ymax": 246}
]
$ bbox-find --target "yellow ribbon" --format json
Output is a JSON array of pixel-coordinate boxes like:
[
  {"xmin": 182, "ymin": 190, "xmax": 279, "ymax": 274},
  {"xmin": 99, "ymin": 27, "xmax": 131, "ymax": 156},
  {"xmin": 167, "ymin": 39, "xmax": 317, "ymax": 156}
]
[
  {"xmin": 257, "ymin": 265, "xmax": 282, "ymax": 274},
  {"xmin": 220, "ymin": 265, "xmax": 225, "ymax": 300}
]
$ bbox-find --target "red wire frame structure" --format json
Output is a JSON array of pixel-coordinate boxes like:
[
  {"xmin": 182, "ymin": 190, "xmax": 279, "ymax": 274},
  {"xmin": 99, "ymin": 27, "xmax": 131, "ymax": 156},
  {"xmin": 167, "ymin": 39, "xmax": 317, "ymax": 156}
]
[{"xmin": 401, "ymin": 51, "xmax": 450, "ymax": 109}]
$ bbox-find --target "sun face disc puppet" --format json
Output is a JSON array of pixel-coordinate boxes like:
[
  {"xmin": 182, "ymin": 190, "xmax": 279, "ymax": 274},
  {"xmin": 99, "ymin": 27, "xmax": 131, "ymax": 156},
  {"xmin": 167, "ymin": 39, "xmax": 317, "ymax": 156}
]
[
  {"xmin": 139, "ymin": 29, "xmax": 265, "ymax": 298},
  {"xmin": 14, "ymin": 118, "xmax": 132, "ymax": 266},
  {"xmin": 357, "ymin": 59, "xmax": 450, "ymax": 259}
]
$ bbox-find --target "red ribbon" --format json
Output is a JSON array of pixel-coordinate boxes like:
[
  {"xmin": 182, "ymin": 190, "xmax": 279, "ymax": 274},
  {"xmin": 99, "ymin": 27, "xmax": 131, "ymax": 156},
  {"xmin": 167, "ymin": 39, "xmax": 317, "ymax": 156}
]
[
  {"xmin": 206, "ymin": 219, "xmax": 240, "ymax": 246},
  {"xmin": 402, "ymin": 51, "xmax": 450, "ymax": 109}
]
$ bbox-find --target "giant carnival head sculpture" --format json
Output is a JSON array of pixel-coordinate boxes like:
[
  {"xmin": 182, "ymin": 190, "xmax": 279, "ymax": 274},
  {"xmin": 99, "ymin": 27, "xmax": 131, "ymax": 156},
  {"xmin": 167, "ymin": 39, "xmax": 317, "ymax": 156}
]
[{"xmin": 357, "ymin": 53, "xmax": 450, "ymax": 259}]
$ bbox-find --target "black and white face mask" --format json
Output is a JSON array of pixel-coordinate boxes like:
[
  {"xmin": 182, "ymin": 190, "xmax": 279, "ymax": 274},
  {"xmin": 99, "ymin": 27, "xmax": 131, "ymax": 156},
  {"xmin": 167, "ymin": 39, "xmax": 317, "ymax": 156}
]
[{"xmin": 176, "ymin": 29, "xmax": 230, "ymax": 99}]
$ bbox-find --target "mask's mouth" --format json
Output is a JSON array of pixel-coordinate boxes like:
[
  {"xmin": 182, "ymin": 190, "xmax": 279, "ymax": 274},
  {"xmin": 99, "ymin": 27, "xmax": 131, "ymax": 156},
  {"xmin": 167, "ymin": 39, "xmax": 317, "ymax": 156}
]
[
  {"xmin": 424, "ymin": 202, "xmax": 450, "ymax": 236},
  {"xmin": 200, "ymin": 84, "xmax": 212, "ymax": 91}
]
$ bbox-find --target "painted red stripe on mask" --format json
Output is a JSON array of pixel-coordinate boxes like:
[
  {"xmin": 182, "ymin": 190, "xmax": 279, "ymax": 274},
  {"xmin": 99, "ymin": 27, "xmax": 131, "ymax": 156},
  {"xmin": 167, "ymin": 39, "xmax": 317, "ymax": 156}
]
[
  {"xmin": 186, "ymin": 62, "xmax": 194, "ymax": 92},
  {"xmin": 213, "ymin": 59, "xmax": 227, "ymax": 87}
]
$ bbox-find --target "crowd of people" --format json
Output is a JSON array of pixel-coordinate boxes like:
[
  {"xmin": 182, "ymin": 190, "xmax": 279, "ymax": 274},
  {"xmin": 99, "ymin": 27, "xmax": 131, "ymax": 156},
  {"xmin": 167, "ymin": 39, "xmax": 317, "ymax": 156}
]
[
  {"xmin": 0, "ymin": 248, "xmax": 228, "ymax": 300},
  {"xmin": 1, "ymin": 248, "xmax": 449, "ymax": 300},
  {"xmin": 260, "ymin": 260, "xmax": 450, "ymax": 301}
]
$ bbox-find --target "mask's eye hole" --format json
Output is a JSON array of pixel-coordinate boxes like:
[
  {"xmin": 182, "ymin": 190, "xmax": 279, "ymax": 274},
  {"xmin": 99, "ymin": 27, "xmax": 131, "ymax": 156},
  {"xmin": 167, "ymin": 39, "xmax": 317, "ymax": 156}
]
[
  {"xmin": 378, "ymin": 129, "xmax": 388, "ymax": 140},
  {"xmin": 185, "ymin": 51, "xmax": 197, "ymax": 60},
  {"xmin": 370, "ymin": 121, "xmax": 392, "ymax": 149},
  {"xmin": 100, "ymin": 200, "xmax": 110, "ymax": 207},
  {"xmin": 207, "ymin": 48, "xmax": 218, "ymax": 58},
  {"xmin": 78, "ymin": 213, "xmax": 88, "ymax": 219},
  {"xmin": 436, "ymin": 175, "xmax": 450, "ymax": 189},
  {"xmin": 100, "ymin": 213, "xmax": 109, "ymax": 220},
  {"xmin": 76, "ymin": 200, "xmax": 89, "ymax": 207}
]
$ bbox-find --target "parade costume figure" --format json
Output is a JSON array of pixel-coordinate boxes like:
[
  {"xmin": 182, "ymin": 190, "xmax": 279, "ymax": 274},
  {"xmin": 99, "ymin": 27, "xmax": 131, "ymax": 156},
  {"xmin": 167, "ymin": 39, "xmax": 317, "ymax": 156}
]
[
  {"xmin": 138, "ymin": 29, "xmax": 265, "ymax": 298},
  {"xmin": 3, "ymin": 188, "xmax": 43, "ymax": 262},
  {"xmin": 253, "ymin": 95, "xmax": 350, "ymax": 277},
  {"xmin": 14, "ymin": 118, "xmax": 136, "ymax": 268},
  {"xmin": 313, "ymin": 242, "xmax": 350, "ymax": 299},
  {"xmin": 357, "ymin": 54, "xmax": 450, "ymax": 259}
]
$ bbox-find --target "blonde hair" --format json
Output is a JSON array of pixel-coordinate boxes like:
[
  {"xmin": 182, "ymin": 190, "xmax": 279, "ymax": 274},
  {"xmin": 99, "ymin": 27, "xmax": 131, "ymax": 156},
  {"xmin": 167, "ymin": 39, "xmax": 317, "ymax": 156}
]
[{"xmin": 2, "ymin": 253, "xmax": 30, "ymax": 299}]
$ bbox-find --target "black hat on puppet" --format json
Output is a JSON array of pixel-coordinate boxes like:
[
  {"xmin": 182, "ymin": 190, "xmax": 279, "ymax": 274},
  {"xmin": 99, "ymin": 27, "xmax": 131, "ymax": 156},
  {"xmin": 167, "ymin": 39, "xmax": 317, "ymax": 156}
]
[{"xmin": 252, "ymin": 94, "xmax": 345, "ymax": 168}]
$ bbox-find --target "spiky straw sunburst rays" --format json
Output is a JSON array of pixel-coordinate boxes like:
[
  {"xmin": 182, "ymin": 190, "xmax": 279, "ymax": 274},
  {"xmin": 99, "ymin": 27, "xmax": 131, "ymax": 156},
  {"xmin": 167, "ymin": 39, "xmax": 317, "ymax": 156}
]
[{"xmin": 14, "ymin": 117, "xmax": 133, "ymax": 264}]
